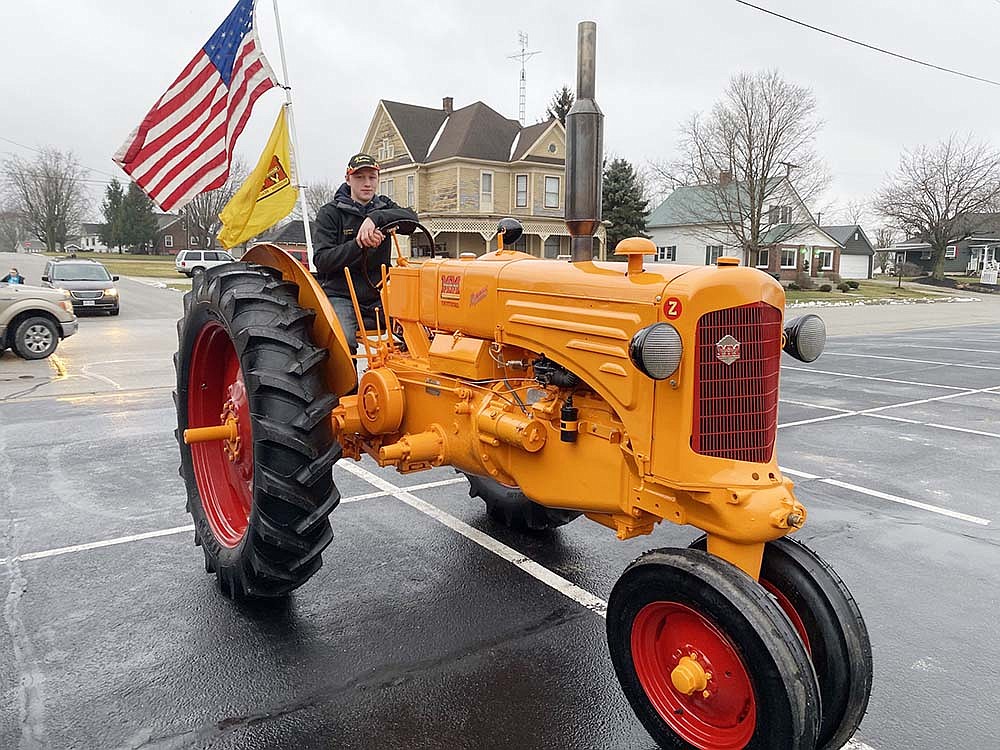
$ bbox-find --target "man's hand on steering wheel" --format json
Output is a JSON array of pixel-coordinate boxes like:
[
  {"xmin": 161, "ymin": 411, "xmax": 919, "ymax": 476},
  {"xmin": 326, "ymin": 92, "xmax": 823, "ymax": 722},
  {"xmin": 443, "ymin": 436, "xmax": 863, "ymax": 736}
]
[{"xmin": 356, "ymin": 217, "xmax": 384, "ymax": 248}]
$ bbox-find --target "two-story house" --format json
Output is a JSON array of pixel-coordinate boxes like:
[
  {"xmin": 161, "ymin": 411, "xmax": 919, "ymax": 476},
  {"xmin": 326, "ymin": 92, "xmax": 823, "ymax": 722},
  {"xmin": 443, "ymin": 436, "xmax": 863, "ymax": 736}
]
[
  {"xmin": 356, "ymin": 97, "xmax": 605, "ymax": 259},
  {"xmin": 646, "ymin": 175, "xmax": 865, "ymax": 279}
]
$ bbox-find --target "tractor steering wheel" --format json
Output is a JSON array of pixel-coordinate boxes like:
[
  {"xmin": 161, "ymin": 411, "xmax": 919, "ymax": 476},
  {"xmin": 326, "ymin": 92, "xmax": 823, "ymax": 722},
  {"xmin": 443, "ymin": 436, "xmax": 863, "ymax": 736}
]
[{"xmin": 361, "ymin": 219, "xmax": 438, "ymax": 293}]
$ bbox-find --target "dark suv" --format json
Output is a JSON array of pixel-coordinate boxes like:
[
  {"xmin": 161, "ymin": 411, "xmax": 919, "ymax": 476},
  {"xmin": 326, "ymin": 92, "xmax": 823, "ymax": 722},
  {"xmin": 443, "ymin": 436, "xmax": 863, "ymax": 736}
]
[{"xmin": 42, "ymin": 259, "xmax": 120, "ymax": 315}]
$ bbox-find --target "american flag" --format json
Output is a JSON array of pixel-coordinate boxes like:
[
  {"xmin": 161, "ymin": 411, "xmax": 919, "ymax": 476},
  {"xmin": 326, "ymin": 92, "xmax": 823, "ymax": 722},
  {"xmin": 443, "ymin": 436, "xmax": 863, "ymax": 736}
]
[{"xmin": 113, "ymin": 0, "xmax": 279, "ymax": 212}]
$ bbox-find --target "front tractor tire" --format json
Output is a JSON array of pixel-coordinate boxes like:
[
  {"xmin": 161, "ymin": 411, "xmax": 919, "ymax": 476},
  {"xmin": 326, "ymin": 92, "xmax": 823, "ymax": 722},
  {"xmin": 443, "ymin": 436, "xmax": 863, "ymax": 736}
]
[
  {"xmin": 464, "ymin": 473, "xmax": 581, "ymax": 532},
  {"xmin": 175, "ymin": 264, "xmax": 341, "ymax": 599},
  {"xmin": 608, "ymin": 548, "xmax": 821, "ymax": 750}
]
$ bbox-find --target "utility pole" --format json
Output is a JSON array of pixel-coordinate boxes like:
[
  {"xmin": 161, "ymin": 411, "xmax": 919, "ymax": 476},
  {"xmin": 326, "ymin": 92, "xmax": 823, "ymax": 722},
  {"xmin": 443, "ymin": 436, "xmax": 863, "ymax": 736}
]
[{"xmin": 507, "ymin": 32, "xmax": 541, "ymax": 125}]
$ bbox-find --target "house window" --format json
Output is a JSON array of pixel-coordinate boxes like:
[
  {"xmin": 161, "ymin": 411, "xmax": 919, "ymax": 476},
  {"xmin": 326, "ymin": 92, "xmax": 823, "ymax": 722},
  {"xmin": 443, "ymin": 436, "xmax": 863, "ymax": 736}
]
[
  {"xmin": 818, "ymin": 250, "xmax": 833, "ymax": 270},
  {"xmin": 920, "ymin": 250, "xmax": 931, "ymax": 260},
  {"xmin": 543, "ymin": 236, "xmax": 561, "ymax": 258},
  {"xmin": 854, "ymin": 231, "xmax": 860, "ymax": 242},
  {"xmin": 515, "ymin": 174, "xmax": 528, "ymax": 208},
  {"xmin": 756, "ymin": 248, "xmax": 769, "ymax": 268},
  {"xmin": 380, "ymin": 178, "xmax": 394, "ymax": 200},
  {"xmin": 165, "ymin": 235, "xmax": 173, "ymax": 248},
  {"xmin": 945, "ymin": 245, "xmax": 957, "ymax": 259},
  {"xmin": 406, "ymin": 175, "xmax": 415, "ymax": 208},
  {"xmin": 544, "ymin": 176, "xmax": 560, "ymax": 208},
  {"xmin": 705, "ymin": 245, "xmax": 723, "ymax": 265},
  {"xmin": 780, "ymin": 248, "xmax": 797, "ymax": 268},
  {"xmin": 656, "ymin": 246, "xmax": 675, "ymax": 262},
  {"xmin": 376, "ymin": 138, "xmax": 394, "ymax": 161},
  {"xmin": 480, "ymin": 171, "xmax": 494, "ymax": 212}
]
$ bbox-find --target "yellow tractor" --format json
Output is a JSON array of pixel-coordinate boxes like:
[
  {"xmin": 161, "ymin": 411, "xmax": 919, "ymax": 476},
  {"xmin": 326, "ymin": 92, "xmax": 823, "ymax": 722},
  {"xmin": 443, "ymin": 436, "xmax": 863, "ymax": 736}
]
[{"xmin": 174, "ymin": 23, "xmax": 872, "ymax": 750}]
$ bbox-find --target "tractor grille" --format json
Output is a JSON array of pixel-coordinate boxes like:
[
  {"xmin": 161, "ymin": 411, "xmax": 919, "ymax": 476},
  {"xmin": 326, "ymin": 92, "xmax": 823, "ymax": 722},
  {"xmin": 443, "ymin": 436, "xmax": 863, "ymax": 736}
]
[
  {"xmin": 692, "ymin": 302, "xmax": 782, "ymax": 463},
  {"xmin": 70, "ymin": 290, "xmax": 103, "ymax": 300}
]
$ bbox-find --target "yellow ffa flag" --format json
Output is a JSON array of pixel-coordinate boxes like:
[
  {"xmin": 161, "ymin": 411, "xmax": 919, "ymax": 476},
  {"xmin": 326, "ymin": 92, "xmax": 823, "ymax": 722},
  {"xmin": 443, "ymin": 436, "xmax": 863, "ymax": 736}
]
[{"xmin": 217, "ymin": 107, "xmax": 298, "ymax": 249}]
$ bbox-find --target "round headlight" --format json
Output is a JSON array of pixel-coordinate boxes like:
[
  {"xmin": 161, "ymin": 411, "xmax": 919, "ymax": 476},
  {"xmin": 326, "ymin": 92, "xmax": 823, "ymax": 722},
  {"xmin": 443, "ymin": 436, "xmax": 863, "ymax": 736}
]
[
  {"xmin": 783, "ymin": 314, "xmax": 826, "ymax": 363},
  {"xmin": 630, "ymin": 323, "xmax": 683, "ymax": 379}
]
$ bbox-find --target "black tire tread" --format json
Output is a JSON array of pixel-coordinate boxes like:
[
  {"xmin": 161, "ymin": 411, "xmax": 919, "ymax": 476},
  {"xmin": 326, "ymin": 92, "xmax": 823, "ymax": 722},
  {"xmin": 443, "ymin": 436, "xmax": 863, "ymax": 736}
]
[
  {"xmin": 175, "ymin": 263, "xmax": 341, "ymax": 599},
  {"xmin": 463, "ymin": 472, "xmax": 581, "ymax": 532}
]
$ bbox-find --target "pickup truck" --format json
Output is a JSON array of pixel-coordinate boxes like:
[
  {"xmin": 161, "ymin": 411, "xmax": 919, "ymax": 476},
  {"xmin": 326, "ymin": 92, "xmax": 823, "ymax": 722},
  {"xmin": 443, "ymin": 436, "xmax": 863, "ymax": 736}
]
[{"xmin": 0, "ymin": 283, "xmax": 78, "ymax": 359}]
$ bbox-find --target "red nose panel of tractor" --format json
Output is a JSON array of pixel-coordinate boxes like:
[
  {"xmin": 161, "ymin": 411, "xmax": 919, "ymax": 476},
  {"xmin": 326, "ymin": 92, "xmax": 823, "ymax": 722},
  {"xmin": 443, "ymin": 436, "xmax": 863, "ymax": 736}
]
[{"xmin": 692, "ymin": 302, "xmax": 783, "ymax": 463}]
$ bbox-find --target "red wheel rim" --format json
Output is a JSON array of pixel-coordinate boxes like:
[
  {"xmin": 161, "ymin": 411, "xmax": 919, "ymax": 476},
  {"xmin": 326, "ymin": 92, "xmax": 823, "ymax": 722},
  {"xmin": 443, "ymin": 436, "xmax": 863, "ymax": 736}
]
[
  {"xmin": 761, "ymin": 580, "xmax": 811, "ymax": 655},
  {"xmin": 631, "ymin": 601, "xmax": 756, "ymax": 750},
  {"xmin": 188, "ymin": 321, "xmax": 254, "ymax": 548}
]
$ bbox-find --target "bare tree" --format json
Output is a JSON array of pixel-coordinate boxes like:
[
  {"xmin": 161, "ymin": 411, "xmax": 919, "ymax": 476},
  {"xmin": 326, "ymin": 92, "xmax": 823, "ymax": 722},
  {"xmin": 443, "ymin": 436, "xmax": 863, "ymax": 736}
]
[
  {"xmin": 0, "ymin": 205, "xmax": 27, "ymax": 253},
  {"xmin": 875, "ymin": 135, "xmax": 1000, "ymax": 279},
  {"xmin": 182, "ymin": 158, "xmax": 248, "ymax": 250},
  {"xmin": 2, "ymin": 148, "xmax": 89, "ymax": 253},
  {"xmin": 647, "ymin": 70, "xmax": 828, "ymax": 265},
  {"xmin": 873, "ymin": 227, "xmax": 896, "ymax": 274},
  {"xmin": 291, "ymin": 178, "xmax": 339, "ymax": 221}
]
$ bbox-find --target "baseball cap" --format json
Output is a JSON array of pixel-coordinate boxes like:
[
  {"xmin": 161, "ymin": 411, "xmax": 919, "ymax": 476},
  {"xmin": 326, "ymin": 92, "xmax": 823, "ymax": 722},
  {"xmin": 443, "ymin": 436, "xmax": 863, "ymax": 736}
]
[{"xmin": 346, "ymin": 153, "xmax": 380, "ymax": 174}]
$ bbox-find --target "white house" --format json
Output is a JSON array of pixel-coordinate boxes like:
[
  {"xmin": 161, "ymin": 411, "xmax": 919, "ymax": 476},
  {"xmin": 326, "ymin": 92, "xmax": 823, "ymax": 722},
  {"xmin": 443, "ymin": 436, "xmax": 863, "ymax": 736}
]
[{"xmin": 644, "ymin": 176, "xmax": 872, "ymax": 280}]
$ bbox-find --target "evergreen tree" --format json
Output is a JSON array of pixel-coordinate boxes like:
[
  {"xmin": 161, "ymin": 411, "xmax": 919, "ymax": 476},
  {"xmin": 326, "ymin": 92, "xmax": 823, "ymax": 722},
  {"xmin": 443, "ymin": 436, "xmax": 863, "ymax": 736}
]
[
  {"xmin": 100, "ymin": 178, "xmax": 125, "ymax": 252},
  {"xmin": 546, "ymin": 86, "xmax": 575, "ymax": 125},
  {"xmin": 602, "ymin": 158, "xmax": 649, "ymax": 254},
  {"xmin": 121, "ymin": 181, "xmax": 158, "ymax": 252}
]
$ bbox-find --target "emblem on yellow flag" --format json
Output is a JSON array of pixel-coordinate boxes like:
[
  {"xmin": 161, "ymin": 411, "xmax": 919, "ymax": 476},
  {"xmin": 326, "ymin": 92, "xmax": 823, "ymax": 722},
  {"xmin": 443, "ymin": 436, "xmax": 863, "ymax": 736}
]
[{"xmin": 217, "ymin": 107, "xmax": 298, "ymax": 249}]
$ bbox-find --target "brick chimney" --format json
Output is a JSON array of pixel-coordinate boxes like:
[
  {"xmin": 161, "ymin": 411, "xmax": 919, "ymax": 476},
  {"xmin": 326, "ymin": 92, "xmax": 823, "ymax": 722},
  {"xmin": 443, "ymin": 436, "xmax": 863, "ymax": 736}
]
[
  {"xmin": 719, "ymin": 170, "xmax": 733, "ymax": 187},
  {"xmin": 442, "ymin": 97, "xmax": 453, "ymax": 114}
]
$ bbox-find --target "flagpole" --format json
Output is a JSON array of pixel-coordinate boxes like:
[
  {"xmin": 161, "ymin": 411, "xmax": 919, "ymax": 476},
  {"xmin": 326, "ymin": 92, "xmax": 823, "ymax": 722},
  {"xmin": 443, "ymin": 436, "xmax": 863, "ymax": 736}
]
[{"xmin": 269, "ymin": 0, "xmax": 316, "ymax": 271}]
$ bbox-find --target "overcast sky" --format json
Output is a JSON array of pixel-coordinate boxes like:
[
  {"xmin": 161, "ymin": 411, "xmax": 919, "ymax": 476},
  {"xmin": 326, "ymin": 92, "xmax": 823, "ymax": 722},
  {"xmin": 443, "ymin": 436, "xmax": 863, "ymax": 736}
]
[{"xmin": 5, "ymin": 0, "xmax": 999, "ymax": 226}]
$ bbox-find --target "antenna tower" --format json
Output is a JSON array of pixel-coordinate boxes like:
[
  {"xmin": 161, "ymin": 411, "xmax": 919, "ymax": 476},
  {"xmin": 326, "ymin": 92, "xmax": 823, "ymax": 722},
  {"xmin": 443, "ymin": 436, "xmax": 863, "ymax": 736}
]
[{"xmin": 508, "ymin": 32, "xmax": 541, "ymax": 125}]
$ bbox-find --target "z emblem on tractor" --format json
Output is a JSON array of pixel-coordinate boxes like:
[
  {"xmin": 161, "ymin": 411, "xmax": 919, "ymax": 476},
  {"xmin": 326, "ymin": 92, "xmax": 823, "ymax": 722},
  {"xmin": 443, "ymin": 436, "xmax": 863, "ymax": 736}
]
[{"xmin": 715, "ymin": 334, "xmax": 742, "ymax": 365}]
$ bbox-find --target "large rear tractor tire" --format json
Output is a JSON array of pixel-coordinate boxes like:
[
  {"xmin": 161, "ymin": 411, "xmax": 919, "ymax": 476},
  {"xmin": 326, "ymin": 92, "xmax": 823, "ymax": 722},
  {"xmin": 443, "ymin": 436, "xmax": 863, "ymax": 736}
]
[
  {"xmin": 463, "ymin": 472, "xmax": 581, "ymax": 532},
  {"xmin": 175, "ymin": 264, "xmax": 342, "ymax": 599},
  {"xmin": 691, "ymin": 535, "xmax": 873, "ymax": 750},
  {"xmin": 608, "ymin": 548, "xmax": 821, "ymax": 750}
]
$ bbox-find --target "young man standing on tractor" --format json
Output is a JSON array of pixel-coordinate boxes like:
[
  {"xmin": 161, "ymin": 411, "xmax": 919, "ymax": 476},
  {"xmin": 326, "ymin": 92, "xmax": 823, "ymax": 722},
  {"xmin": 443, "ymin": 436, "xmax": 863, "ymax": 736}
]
[{"xmin": 314, "ymin": 153, "xmax": 418, "ymax": 353}]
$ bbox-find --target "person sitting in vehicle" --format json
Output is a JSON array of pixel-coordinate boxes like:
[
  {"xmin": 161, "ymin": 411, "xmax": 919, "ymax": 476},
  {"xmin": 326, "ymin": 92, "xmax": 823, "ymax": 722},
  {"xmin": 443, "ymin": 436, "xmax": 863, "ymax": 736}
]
[
  {"xmin": 313, "ymin": 153, "xmax": 418, "ymax": 353},
  {"xmin": 2, "ymin": 268, "xmax": 25, "ymax": 284}
]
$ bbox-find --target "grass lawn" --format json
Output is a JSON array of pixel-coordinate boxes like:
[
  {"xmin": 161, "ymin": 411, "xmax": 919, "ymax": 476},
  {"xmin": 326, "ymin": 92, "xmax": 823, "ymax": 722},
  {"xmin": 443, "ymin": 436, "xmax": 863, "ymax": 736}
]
[
  {"xmin": 44, "ymin": 251, "xmax": 181, "ymax": 278},
  {"xmin": 785, "ymin": 280, "xmax": 942, "ymax": 303}
]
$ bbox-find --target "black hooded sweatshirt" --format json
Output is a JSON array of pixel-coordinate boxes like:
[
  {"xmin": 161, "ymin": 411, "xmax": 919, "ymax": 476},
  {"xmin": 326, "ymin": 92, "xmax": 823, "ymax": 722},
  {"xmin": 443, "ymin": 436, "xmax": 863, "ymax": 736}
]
[{"xmin": 313, "ymin": 183, "xmax": 417, "ymax": 307}]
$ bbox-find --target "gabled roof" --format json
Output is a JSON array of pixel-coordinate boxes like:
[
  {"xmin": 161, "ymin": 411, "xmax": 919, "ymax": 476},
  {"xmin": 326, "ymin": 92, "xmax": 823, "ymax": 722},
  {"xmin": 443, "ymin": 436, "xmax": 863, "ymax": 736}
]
[
  {"xmin": 80, "ymin": 222, "xmax": 103, "ymax": 235},
  {"xmin": 511, "ymin": 120, "xmax": 556, "ymax": 161},
  {"xmin": 427, "ymin": 102, "xmax": 521, "ymax": 162},
  {"xmin": 760, "ymin": 222, "xmax": 842, "ymax": 248},
  {"xmin": 648, "ymin": 178, "xmax": 805, "ymax": 228},
  {"xmin": 378, "ymin": 99, "xmax": 560, "ymax": 165},
  {"xmin": 258, "ymin": 220, "xmax": 316, "ymax": 245},
  {"xmin": 381, "ymin": 101, "xmax": 448, "ymax": 162},
  {"xmin": 821, "ymin": 225, "xmax": 873, "ymax": 255},
  {"xmin": 156, "ymin": 213, "xmax": 181, "ymax": 231}
]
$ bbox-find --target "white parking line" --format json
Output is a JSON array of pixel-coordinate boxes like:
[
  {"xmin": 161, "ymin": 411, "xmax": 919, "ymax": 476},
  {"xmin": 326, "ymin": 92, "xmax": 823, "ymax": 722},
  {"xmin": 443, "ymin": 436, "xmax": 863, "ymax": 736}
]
[
  {"xmin": 888, "ymin": 344, "xmax": 1000, "ymax": 355},
  {"xmin": 0, "ymin": 477, "xmax": 466, "ymax": 566},
  {"xmin": 823, "ymin": 352, "xmax": 1000, "ymax": 371},
  {"xmin": 339, "ymin": 461, "xmax": 609, "ymax": 617},
  {"xmin": 780, "ymin": 467, "xmax": 990, "ymax": 526},
  {"xmin": 782, "ymin": 366, "xmax": 969, "ymax": 391},
  {"xmin": 778, "ymin": 385, "xmax": 1000, "ymax": 432}
]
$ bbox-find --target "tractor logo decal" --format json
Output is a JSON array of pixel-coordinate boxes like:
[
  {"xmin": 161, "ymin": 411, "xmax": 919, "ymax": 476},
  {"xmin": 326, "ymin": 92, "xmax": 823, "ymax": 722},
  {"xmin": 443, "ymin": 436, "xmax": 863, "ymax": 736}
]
[
  {"xmin": 440, "ymin": 274, "xmax": 462, "ymax": 301},
  {"xmin": 715, "ymin": 335, "xmax": 741, "ymax": 365},
  {"xmin": 257, "ymin": 155, "xmax": 291, "ymax": 202},
  {"xmin": 470, "ymin": 286, "xmax": 488, "ymax": 306}
]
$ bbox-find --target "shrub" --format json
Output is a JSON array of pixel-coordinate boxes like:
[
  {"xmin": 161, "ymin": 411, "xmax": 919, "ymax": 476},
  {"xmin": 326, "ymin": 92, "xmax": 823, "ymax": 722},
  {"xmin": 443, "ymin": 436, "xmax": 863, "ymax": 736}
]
[
  {"xmin": 847, "ymin": 280, "xmax": 860, "ymax": 289},
  {"xmin": 787, "ymin": 282, "xmax": 801, "ymax": 291},
  {"xmin": 837, "ymin": 281, "xmax": 852, "ymax": 292},
  {"xmin": 795, "ymin": 271, "xmax": 814, "ymax": 290},
  {"xmin": 819, "ymin": 284, "xmax": 833, "ymax": 292}
]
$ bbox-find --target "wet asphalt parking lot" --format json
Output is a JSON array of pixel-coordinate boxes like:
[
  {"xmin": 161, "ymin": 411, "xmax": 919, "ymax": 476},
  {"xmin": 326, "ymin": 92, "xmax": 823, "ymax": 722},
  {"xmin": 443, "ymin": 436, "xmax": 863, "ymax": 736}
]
[{"xmin": 1, "ymin": 258, "xmax": 998, "ymax": 749}]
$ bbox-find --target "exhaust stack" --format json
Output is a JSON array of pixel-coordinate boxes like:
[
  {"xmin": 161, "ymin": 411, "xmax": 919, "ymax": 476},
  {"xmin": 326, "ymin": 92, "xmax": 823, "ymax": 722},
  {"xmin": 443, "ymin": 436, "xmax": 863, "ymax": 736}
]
[{"xmin": 565, "ymin": 21, "xmax": 604, "ymax": 261}]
